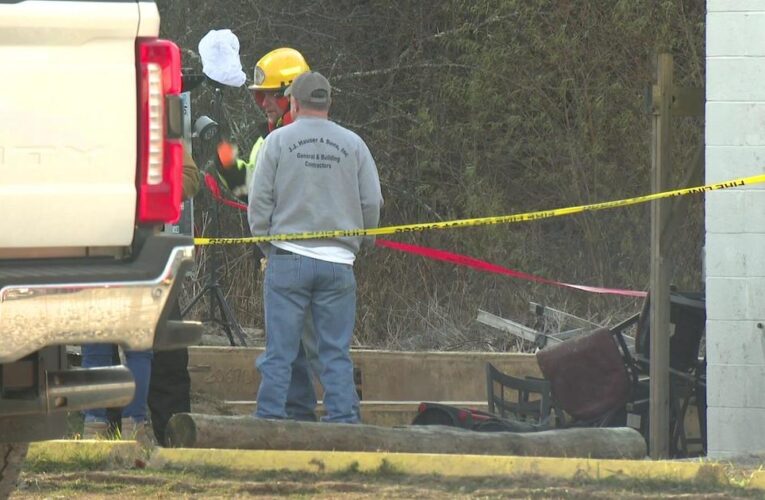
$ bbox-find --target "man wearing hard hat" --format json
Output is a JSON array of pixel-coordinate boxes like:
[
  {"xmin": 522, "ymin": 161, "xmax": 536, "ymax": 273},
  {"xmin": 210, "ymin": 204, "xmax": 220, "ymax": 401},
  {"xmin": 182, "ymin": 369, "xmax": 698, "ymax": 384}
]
[
  {"xmin": 217, "ymin": 48, "xmax": 324, "ymax": 422},
  {"xmin": 217, "ymin": 47, "xmax": 309, "ymax": 199}
]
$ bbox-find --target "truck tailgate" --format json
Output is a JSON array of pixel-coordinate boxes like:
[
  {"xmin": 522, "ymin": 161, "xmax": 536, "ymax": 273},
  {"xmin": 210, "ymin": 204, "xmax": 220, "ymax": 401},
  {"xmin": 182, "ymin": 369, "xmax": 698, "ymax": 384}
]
[{"xmin": 0, "ymin": 1, "xmax": 145, "ymax": 248}]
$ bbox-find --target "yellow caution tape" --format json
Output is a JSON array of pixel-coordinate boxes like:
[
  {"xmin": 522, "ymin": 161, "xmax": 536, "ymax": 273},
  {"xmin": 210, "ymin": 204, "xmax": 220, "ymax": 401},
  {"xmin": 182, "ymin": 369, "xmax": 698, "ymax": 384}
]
[{"xmin": 194, "ymin": 174, "xmax": 765, "ymax": 246}]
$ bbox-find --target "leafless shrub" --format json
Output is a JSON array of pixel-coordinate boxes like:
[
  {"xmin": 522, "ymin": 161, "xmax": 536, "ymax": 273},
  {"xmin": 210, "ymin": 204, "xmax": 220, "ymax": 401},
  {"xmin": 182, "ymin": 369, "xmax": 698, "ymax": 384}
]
[{"xmin": 159, "ymin": 0, "xmax": 705, "ymax": 351}]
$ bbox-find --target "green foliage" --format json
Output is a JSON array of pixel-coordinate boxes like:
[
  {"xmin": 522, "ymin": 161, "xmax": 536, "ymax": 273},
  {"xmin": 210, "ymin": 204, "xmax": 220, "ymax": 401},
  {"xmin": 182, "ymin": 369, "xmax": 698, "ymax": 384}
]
[{"xmin": 157, "ymin": 0, "xmax": 706, "ymax": 347}]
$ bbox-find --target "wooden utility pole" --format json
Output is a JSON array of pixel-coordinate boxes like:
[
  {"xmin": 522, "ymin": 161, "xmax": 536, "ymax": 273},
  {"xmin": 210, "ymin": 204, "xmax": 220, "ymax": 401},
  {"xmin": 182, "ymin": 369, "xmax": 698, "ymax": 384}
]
[{"xmin": 649, "ymin": 53, "xmax": 673, "ymax": 459}]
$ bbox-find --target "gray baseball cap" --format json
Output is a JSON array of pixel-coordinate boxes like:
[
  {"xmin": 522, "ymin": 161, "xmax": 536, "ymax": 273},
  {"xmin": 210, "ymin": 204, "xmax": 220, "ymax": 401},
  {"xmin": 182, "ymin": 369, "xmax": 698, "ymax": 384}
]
[{"xmin": 284, "ymin": 71, "xmax": 331, "ymax": 104}]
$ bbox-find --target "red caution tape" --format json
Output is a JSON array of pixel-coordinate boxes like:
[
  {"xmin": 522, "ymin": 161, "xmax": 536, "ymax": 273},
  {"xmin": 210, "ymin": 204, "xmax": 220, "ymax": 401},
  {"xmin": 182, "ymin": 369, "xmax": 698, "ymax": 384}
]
[
  {"xmin": 375, "ymin": 238, "xmax": 647, "ymax": 298},
  {"xmin": 200, "ymin": 179, "xmax": 645, "ymax": 297}
]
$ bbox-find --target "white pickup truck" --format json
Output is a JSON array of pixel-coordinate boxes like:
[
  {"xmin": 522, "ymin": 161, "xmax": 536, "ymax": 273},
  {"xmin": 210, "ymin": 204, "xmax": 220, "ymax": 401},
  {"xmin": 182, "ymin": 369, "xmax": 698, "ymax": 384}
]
[{"xmin": 0, "ymin": 0, "xmax": 199, "ymax": 491}]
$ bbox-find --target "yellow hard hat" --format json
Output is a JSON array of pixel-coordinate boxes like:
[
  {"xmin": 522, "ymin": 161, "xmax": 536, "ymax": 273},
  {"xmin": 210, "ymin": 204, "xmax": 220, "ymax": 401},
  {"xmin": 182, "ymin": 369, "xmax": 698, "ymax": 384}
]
[{"xmin": 248, "ymin": 47, "xmax": 310, "ymax": 91}]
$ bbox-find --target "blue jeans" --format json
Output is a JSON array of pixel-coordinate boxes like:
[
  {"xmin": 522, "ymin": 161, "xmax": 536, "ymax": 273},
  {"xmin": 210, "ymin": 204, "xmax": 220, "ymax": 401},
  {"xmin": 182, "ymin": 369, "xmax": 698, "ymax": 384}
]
[
  {"xmin": 81, "ymin": 344, "xmax": 152, "ymax": 423},
  {"xmin": 285, "ymin": 337, "xmax": 319, "ymax": 421},
  {"xmin": 256, "ymin": 252, "xmax": 359, "ymax": 423}
]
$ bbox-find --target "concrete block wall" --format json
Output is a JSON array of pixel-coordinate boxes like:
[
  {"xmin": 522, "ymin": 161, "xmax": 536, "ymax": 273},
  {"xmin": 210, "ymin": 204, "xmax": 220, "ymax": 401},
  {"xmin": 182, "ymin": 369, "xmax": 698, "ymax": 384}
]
[{"xmin": 705, "ymin": 0, "xmax": 765, "ymax": 459}]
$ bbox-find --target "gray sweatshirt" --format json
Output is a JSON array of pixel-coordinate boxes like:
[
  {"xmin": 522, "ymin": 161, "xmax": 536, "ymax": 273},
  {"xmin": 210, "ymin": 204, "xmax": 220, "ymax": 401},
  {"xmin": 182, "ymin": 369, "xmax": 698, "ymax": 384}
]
[{"xmin": 248, "ymin": 116, "xmax": 383, "ymax": 254}]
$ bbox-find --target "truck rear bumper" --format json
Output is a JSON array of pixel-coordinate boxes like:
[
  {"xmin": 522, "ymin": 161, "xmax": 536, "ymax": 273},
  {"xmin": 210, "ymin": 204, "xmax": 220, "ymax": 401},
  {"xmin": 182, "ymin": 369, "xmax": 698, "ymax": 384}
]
[{"xmin": 0, "ymin": 234, "xmax": 202, "ymax": 364}]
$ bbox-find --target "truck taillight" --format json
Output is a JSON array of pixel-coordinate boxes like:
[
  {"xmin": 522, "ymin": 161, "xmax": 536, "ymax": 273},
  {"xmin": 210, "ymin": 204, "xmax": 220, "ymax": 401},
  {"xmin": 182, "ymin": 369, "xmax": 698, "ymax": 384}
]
[{"xmin": 136, "ymin": 38, "xmax": 183, "ymax": 224}]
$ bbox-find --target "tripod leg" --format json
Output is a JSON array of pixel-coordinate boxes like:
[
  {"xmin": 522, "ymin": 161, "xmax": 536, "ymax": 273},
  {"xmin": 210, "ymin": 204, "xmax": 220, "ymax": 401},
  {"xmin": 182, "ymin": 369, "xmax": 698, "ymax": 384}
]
[
  {"xmin": 218, "ymin": 320, "xmax": 236, "ymax": 346},
  {"xmin": 213, "ymin": 285, "xmax": 248, "ymax": 346},
  {"xmin": 181, "ymin": 284, "xmax": 211, "ymax": 318},
  {"xmin": 211, "ymin": 288, "xmax": 235, "ymax": 346}
]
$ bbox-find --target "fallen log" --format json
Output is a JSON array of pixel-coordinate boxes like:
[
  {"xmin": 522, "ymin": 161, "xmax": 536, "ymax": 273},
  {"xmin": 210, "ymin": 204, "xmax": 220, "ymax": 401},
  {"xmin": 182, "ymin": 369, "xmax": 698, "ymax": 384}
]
[{"xmin": 166, "ymin": 413, "xmax": 646, "ymax": 459}]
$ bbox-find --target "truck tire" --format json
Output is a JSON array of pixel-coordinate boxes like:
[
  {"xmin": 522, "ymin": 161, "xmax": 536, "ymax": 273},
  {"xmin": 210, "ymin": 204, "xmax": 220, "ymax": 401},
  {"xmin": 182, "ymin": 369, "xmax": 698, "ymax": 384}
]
[{"xmin": 0, "ymin": 442, "xmax": 28, "ymax": 498}]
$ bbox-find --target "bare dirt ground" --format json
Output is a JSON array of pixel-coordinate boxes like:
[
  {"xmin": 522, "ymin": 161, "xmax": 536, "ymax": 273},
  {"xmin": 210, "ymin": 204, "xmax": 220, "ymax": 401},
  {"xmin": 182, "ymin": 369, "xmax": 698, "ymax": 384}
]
[{"xmin": 13, "ymin": 462, "xmax": 764, "ymax": 499}]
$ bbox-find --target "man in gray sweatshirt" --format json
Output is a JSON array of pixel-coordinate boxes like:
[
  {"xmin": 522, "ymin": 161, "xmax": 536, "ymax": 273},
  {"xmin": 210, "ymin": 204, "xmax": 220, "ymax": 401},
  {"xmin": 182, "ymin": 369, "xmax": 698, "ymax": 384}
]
[{"xmin": 248, "ymin": 71, "xmax": 383, "ymax": 422}]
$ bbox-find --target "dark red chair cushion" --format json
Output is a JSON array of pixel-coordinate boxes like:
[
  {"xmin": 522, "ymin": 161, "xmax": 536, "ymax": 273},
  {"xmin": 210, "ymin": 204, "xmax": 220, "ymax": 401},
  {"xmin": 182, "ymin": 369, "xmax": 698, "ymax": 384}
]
[{"xmin": 536, "ymin": 328, "xmax": 630, "ymax": 422}]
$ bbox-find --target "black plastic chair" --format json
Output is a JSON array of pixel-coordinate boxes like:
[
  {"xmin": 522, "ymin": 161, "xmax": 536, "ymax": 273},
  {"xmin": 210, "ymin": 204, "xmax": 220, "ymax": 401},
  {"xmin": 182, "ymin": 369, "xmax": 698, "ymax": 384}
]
[
  {"xmin": 485, "ymin": 362, "xmax": 553, "ymax": 426},
  {"xmin": 610, "ymin": 293, "xmax": 707, "ymax": 457}
]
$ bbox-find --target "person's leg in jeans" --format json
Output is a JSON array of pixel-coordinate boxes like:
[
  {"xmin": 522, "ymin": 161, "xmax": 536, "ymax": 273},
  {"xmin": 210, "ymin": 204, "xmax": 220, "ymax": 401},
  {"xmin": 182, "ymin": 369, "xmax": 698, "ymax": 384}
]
[
  {"xmin": 255, "ymin": 253, "xmax": 310, "ymax": 419},
  {"xmin": 81, "ymin": 343, "xmax": 115, "ymax": 425},
  {"xmin": 295, "ymin": 313, "xmax": 362, "ymax": 421},
  {"xmin": 285, "ymin": 337, "xmax": 318, "ymax": 421},
  {"xmin": 300, "ymin": 311, "xmax": 323, "ymax": 380},
  {"xmin": 120, "ymin": 350, "xmax": 153, "ymax": 443},
  {"xmin": 311, "ymin": 259, "xmax": 359, "ymax": 423},
  {"xmin": 122, "ymin": 350, "xmax": 152, "ymax": 422}
]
